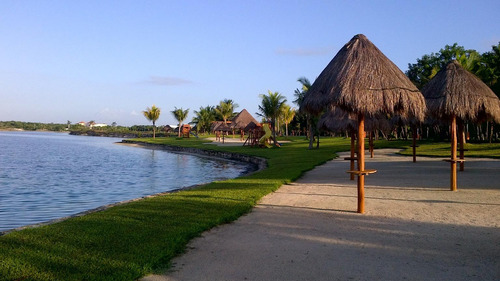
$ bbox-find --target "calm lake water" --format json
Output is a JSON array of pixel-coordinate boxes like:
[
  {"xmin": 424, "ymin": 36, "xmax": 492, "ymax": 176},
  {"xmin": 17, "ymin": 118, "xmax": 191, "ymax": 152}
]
[{"xmin": 0, "ymin": 131, "xmax": 250, "ymax": 232}]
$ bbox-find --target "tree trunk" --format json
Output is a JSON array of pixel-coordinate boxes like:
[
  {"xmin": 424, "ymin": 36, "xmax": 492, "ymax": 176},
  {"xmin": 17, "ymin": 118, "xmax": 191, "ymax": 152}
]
[
  {"xmin": 308, "ymin": 121, "xmax": 314, "ymax": 150},
  {"xmin": 490, "ymin": 123, "xmax": 494, "ymax": 144},
  {"xmin": 272, "ymin": 119, "xmax": 278, "ymax": 146}
]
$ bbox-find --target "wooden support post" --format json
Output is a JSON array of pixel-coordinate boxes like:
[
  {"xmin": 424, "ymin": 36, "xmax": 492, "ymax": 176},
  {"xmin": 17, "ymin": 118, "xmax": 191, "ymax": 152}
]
[
  {"xmin": 412, "ymin": 126, "xmax": 417, "ymax": 163},
  {"xmin": 458, "ymin": 120, "xmax": 465, "ymax": 171},
  {"xmin": 357, "ymin": 113, "xmax": 365, "ymax": 213},
  {"xmin": 450, "ymin": 116, "xmax": 457, "ymax": 191},
  {"xmin": 350, "ymin": 133, "xmax": 355, "ymax": 181}
]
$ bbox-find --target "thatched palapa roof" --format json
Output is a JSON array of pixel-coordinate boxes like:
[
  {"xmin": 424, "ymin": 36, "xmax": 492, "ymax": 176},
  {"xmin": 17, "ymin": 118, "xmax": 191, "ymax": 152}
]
[
  {"xmin": 244, "ymin": 121, "xmax": 261, "ymax": 131},
  {"xmin": 318, "ymin": 107, "xmax": 356, "ymax": 132},
  {"xmin": 211, "ymin": 121, "xmax": 231, "ymax": 132},
  {"xmin": 302, "ymin": 34, "xmax": 426, "ymax": 122},
  {"xmin": 230, "ymin": 109, "xmax": 260, "ymax": 130},
  {"xmin": 422, "ymin": 60, "xmax": 500, "ymax": 123},
  {"xmin": 318, "ymin": 107, "xmax": 391, "ymax": 133}
]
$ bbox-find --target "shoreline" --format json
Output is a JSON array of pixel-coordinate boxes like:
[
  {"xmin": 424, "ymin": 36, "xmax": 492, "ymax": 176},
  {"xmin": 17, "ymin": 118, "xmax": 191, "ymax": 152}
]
[{"xmin": 1, "ymin": 140, "xmax": 267, "ymax": 236}]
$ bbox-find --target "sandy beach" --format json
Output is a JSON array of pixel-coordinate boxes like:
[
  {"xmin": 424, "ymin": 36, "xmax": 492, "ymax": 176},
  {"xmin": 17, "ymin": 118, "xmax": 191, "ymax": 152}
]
[{"xmin": 143, "ymin": 149, "xmax": 500, "ymax": 281}]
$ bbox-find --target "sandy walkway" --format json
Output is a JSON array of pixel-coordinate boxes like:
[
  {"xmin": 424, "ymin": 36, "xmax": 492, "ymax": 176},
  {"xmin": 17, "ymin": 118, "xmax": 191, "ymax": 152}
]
[{"xmin": 143, "ymin": 149, "xmax": 500, "ymax": 281}]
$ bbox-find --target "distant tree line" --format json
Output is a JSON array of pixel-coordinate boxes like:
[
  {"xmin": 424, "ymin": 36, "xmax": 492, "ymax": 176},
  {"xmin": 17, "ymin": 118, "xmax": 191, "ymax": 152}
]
[{"xmin": 0, "ymin": 121, "xmax": 68, "ymax": 131}]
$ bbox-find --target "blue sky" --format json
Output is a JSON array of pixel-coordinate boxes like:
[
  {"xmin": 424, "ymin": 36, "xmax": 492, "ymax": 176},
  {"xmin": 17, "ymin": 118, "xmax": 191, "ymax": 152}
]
[{"xmin": 1, "ymin": 0, "xmax": 499, "ymax": 126}]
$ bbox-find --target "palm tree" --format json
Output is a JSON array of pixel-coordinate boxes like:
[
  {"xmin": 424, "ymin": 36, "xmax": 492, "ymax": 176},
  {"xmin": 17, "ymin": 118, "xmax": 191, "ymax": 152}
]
[
  {"xmin": 143, "ymin": 105, "xmax": 161, "ymax": 138},
  {"xmin": 280, "ymin": 104, "xmax": 296, "ymax": 137},
  {"xmin": 171, "ymin": 107, "xmax": 189, "ymax": 137},
  {"xmin": 192, "ymin": 105, "xmax": 216, "ymax": 134},
  {"xmin": 294, "ymin": 77, "xmax": 311, "ymax": 106},
  {"xmin": 257, "ymin": 90, "xmax": 287, "ymax": 146},
  {"xmin": 215, "ymin": 99, "xmax": 238, "ymax": 124},
  {"xmin": 294, "ymin": 77, "xmax": 317, "ymax": 149}
]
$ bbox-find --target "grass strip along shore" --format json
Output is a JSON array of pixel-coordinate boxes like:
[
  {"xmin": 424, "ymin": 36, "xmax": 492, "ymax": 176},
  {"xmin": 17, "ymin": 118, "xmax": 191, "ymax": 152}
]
[{"xmin": 1, "ymin": 137, "xmax": 499, "ymax": 280}]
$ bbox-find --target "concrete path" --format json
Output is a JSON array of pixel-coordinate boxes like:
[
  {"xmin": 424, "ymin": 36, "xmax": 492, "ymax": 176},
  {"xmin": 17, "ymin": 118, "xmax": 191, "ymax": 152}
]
[{"xmin": 142, "ymin": 149, "xmax": 500, "ymax": 281}]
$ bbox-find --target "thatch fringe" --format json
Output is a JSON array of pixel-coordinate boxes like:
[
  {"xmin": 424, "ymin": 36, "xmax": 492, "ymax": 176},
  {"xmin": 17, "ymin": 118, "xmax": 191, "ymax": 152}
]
[
  {"xmin": 422, "ymin": 60, "xmax": 500, "ymax": 123},
  {"xmin": 318, "ymin": 107, "xmax": 356, "ymax": 132},
  {"xmin": 302, "ymin": 34, "xmax": 426, "ymax": 122},
  {"xmin": 318, "ymin": 107, "xmax": 392, "ymax": 133}
]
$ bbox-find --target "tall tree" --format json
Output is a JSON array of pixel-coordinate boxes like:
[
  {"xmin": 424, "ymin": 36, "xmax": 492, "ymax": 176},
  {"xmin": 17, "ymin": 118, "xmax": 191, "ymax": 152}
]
[
  {"xmin": 479, "ymin": 42, "xmax": 500, "ymax": 97},
  {"xmin": 294, "ymin": 77, "xmax": 317, "ymax": 149},
  {"xmin": 171, "ymin": 107, "xmax": 189, "ymax": 137},
  {"xmin": 142, "ymin": 105, "xmax": 161, "ymax": 138},
  {"xmin": 191, "ymin": 105, "xmax": 216, "ymax": 134},
  {"xmin": 406, "ymin": 43, "xmax": 481, "ymax": 89},
  {"xmin": 280, "ymin": 104, "xmax": 296, "ymax": 137},
  {"xmin": 257, "ymin": 90, "xmax": 287, "ymax": 146},
  {"xmin": 215, "ymin": 99, "xmax": 238, "ymax": 124}
]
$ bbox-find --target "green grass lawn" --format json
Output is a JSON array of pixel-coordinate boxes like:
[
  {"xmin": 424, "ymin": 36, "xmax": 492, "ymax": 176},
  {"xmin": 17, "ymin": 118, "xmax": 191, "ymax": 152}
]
[
  {"xmin": 398, "ymin": 140, "xmax": 500, "ymax": 158},
  {"xmin": 1, "ymin": 136, "xmax": 497, "ymax": 280}
]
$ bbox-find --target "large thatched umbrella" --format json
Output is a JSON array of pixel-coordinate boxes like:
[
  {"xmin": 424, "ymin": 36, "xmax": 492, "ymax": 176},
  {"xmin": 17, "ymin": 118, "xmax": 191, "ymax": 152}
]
[
  {"xmin": 303, "ymin": 34, "xmax": 426, "ymax": 213},
  {"xmin": 422, "ymin": 60, "xmax": 500, "ymax": 191}
]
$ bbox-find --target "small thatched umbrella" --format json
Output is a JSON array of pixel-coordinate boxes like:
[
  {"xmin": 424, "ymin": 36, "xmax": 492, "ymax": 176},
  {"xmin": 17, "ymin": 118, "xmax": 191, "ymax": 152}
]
[
  {"xmin": 217, "ymin": 122, "xmax": 232, "ymax": 144},
  {"xmin": 303, "ymin": 34, "xmax": 426, "ymax": 213},
  {"xmin": 422, "ymin": 60, "xmax": 500, "ymax": 191}
]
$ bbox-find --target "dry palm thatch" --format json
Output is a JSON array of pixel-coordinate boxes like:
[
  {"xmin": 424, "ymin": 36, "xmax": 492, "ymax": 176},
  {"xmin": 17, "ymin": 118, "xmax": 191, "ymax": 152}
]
[
  {"xmin": 317, "ymin": 107, "xmax": 356, "ymax": 132},
  {"xmin": 302, "ymin": 34, "xmax": 426, "ymax": 214},
  {"xmin": 319, "ymin": 107, "xmax": 392, "ymax": 134},
  {"xmin": 230, "ymin": 109, "xmax": 260, "ymax": 130},
  {"xmin": 302, "ymin": 34, "xmax": 426, "ymax": 122},
  {"xmin": 422, "ymin": 60, "xmax": 500, "ymax": 123},
  {"xmin": 210, "ymin": 121, "xmax": 223, "ymax": 132},
  {"xmin": 217, "ymin": 122, "xmax": 232, "ymax": 132},
  {"xmin": 422, "ymin": 60, "xmax": 500, "ymax": 189},
  {"xmin": 244, "ymin": 121, "xmax": 261, "ymax": 131}
]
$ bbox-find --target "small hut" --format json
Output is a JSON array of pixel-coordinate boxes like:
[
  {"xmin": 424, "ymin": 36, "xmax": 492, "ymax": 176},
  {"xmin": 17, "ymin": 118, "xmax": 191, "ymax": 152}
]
[
  {"xmin": 303, "ymin": 34, "xmax": 426, "ymax": 213},
  {"xmin": 231, "ymin": 109, "xmax": 260, "ymax": 131},
  {"xmin": 231, "ymin": 109, "xmax": 261, "ymax": 140},
  {"xmin": 422, "ymin": 60, "xmax": 500, "ymax": 191}
]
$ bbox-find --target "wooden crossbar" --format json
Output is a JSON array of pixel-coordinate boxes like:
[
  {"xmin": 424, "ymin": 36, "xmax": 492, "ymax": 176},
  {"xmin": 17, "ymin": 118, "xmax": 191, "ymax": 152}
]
[{"xmin": 346, "ymin": 169, "xmax": 377, "ymax": 176}]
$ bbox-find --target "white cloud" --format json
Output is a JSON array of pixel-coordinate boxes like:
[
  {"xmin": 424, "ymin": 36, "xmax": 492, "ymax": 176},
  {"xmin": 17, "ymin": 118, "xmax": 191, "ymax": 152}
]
[
  {"xmin": 145, "ymin": 75, "xmax": 193, "ymax": 86},
  {"xmin": 131, "ymin": 110, "xmax": 139, "ymax": 116}
]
